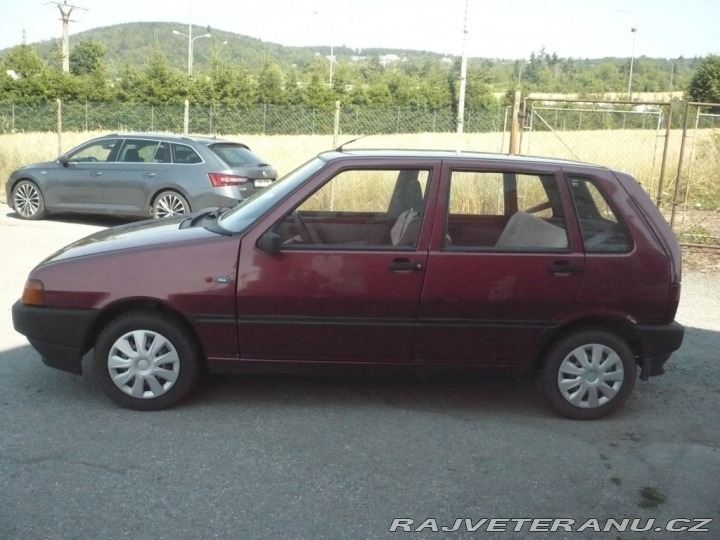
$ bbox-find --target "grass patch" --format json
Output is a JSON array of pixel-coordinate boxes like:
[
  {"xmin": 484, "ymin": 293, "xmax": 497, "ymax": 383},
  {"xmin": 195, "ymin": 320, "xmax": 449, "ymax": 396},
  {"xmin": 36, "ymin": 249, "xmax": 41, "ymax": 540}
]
[{"xmin": 638, "ymin": 486, "xmax": 666, "ymax": 507}]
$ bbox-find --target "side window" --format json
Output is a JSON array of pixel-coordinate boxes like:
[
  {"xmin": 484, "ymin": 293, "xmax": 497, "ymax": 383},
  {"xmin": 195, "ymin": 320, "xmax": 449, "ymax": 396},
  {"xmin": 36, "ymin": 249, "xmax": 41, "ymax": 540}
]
[
  {"xmin": 171, "ymin": 143, "xmax": 202, "ymax": 164},
  {"xmin": 69, "ymin": 139, "xmax": 119, "ymax": 163},
  {"xmin": 445, "ymin": 171, "xmax": 568, "ymax": 250},
  {"xmin": 118, "ymin": 140, "xmax": 160, "ymax": 163},
  {"xmin": 274, "ymin": 169, "xmax": 429, "ymax": 249},
  {"xmin": 569, "ymin": 177, "xmax": 631, "ymax": 252}
]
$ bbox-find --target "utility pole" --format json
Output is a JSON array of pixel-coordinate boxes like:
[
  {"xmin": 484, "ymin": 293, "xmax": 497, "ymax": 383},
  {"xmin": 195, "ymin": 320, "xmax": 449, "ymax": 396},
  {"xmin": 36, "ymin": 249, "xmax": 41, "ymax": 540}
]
[
  {"xmin": 47, "ymin": 1, "xmax": 87, "ymax": 73},
  {"xmin": 456, "ymin": 0, "xmax": 469, "ymax": 137}
]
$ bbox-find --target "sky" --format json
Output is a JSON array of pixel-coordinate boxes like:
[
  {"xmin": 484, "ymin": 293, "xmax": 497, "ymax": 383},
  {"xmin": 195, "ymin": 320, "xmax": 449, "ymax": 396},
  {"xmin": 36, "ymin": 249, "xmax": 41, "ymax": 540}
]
[{"xmin": 0, "ymin": 0, "xmax": 718, "ymax": 60}]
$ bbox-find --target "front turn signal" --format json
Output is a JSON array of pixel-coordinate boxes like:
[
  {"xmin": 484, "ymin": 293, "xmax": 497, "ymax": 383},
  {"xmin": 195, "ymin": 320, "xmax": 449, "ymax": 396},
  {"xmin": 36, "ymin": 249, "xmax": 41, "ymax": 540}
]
[{"xmin": 21, "ymin": 279, "xmax": 45, "ymax": 306}]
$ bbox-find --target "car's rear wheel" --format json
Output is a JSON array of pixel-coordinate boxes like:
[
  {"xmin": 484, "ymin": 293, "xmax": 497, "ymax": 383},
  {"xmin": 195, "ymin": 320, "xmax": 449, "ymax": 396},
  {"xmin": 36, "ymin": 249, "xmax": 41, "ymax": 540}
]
[
  {"xmin": 541, "ymin": 329, "xmax": 637, "ymax": 420},
  {"xmin": 12, "ymin": 180, "xmax": 46, "ymax": 220},
  {"xmin": 93, "ymin": 312, "xmax": 200, "ymax": 410},
  {"xmin": 153, "ymin": 191, "xmax": 190, "ymax": 219}
]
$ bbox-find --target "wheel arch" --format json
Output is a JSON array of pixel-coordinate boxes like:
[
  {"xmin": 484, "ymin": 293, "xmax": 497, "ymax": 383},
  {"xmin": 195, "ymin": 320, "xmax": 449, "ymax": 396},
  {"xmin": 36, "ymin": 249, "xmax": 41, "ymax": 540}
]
[
  {"xmin": 531, "ymin": 317, "xmax": 641, "ymax": 373},
  {"xmin": 84, "ymin": 299, "xmax": 207, "ymax": 364},
  {"xmin": 150, "ymin": 186, "xmax": 192, "ymax": 205}
]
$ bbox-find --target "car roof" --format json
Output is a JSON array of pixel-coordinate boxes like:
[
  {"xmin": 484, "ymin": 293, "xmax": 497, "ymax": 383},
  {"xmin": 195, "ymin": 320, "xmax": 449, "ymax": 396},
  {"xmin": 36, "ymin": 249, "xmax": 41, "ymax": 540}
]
[
  {"xmin": 98, "ymin": 133, "xmax": 233, "ymax": 144},
  {"xmin": 318, "ymin": 148, "xmax": 609, "ymax": 170}
]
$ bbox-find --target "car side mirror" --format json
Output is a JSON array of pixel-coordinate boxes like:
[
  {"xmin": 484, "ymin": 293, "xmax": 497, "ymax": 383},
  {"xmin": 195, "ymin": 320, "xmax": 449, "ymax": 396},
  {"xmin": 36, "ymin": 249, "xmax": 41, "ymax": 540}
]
[
  {"xmin": 58, "ymin": 155, "xmax": 69, "ymax": 167},
  {"xmin": 257, "ymin": 232, "xmax": 281, "ymax": 255}
]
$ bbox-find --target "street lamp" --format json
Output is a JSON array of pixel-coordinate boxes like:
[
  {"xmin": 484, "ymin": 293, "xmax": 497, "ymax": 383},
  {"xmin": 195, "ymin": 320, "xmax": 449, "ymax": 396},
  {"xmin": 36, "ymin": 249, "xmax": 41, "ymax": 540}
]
[
  {"xmin": 627, "ymin": 26, "xmax": 637, "ymax": 99},
  {"xmin": 666, "ymin": 58, "xmax": 675, "ymax": 93},
  {"xmin": 613, "ymin": 10, "xmax": 637, "ymax": 100},
  {"xmin": 313, "ymin": 11, "xmax": 335, "ymax": 87},
  {"xmin": 172, "ymin": 29, "xmax": 211, "ymax": 76},
  {"xmin": 172, "ymin": 27, "xmax": 211, "ymax": 133}
]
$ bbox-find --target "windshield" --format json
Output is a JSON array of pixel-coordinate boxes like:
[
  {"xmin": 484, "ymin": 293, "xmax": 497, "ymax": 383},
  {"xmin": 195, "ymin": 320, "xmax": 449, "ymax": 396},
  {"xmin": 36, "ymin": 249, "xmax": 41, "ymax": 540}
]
[{"xmin": 217, "ymin": 156, "xmax": 326, "ymax": 234}]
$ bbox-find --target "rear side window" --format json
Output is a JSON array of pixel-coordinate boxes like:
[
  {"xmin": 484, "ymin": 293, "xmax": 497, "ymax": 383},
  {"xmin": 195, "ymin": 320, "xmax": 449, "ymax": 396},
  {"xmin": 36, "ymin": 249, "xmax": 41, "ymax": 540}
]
[
  {"xmin": 568, "ymin": 177, "xmax": 631, "ymax": 252},
  {"xmin": 210, "ymin": 144, "xmax": 266, "ymax": 167},
  {"xmin": 444, "ymin": 170, "xmax": 568, "ymax": 250},
  {"xmin": 118, "ymin": 139, "xmax": 162, "ymax": 163}
]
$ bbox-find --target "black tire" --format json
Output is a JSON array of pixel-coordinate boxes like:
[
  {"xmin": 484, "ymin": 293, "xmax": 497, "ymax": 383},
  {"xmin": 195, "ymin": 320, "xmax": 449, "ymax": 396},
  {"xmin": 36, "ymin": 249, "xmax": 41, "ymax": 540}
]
[
  {"xmin": 12, "ymin": 180, "xmax": 47, "ymax": 220},
  {"xmin": 541, "ymin": 329, "xmax": 637, "ymax": 420},
  {"xmin": 152, "ymin": 190, "xmax": 190, "ymax": 219},
  {"xmin": 93, "ymin": 311, "xmax": 201, "ymax": 410}
]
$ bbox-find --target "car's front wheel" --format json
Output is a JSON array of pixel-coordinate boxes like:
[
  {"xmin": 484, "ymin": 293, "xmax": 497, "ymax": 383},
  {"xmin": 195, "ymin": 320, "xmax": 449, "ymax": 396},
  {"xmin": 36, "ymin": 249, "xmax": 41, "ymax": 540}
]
[
  {"xmin": 93, "ymin": 311, "xmax": 201, "ymax": 410},
  {"xmin": 153, "ymin": 190, "xmax": 190, "ymax": 219},
  {"xmin": 541, "ymin": 329, "xmax": 637, "ymax": 420},
  {"xmin": 11, "ymin": 180, "xmax": 47, "ymax": 220}
]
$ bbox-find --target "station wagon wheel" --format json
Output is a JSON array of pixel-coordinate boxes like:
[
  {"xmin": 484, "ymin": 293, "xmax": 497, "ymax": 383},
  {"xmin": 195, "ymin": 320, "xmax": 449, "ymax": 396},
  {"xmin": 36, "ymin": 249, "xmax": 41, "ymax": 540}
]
[
  {"xmin": 12, "ymin": 180, "xmax": 47, "ymax": 220},
  {"xmin": 93, "ymin": 312, "xmax": 201, "ymax": 410},
  {"xmin": 153, "ymin": 191, "xmax": 190, "ymax": 219},
  {"xmin": 541, "ymin": 329, "xmax": 637, "ymax": 420}
]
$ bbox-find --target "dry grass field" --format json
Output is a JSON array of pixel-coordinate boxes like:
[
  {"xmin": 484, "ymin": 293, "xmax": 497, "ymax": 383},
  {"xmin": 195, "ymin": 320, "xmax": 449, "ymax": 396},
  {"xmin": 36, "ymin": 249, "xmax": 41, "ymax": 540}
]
[{"xmin": 0, "ymin": 129, "xmax": 715, "ymax": 212}]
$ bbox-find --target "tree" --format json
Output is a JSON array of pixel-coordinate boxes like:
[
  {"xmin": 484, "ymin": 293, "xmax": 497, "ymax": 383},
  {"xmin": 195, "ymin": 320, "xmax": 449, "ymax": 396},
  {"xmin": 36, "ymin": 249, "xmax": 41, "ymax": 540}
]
[
  {"xmin": 69, "ymin": 39, "xmax": 107, "ymax": 77},
  {"xmin": 687, "ymin": 55, "xmax": 720, "ymax": 108},
  {"xmin": 1, "ymin": 44, "xmax": 47, "ymax": 78},
  {"xmin": 257, "ymin": 59, "xmax": 286, "ymax": 104}
]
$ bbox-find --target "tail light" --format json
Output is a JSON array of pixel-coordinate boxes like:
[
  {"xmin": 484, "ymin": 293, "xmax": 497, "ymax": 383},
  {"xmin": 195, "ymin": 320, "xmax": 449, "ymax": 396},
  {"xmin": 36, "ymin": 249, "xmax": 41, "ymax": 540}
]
[{"xmin": 208, "ymin": 173, "xmax": 251, "ymax": 187}]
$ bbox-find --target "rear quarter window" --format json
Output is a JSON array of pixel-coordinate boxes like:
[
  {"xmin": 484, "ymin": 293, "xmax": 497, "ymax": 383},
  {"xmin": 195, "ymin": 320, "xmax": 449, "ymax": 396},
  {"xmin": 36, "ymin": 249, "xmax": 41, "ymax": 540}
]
[{"xmin": 568, "ymin": 176, "xmax": 632, "ymax": 252}]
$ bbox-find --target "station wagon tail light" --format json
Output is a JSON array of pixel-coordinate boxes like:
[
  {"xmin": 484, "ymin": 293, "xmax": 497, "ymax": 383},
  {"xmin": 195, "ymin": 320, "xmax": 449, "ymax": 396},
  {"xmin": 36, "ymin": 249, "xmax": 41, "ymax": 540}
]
[
  {"xmin": 21, "ymin": 279, "xmax": 45, "ymax": 306},
  {"xmin": 208, "ymin": 173, "xmax": 250, "ymax": 187}
]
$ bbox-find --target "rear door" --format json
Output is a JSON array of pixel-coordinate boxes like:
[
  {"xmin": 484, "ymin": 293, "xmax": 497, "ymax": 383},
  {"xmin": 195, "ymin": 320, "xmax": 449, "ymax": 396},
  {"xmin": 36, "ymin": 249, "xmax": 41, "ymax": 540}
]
[
  {"xmin": 101, "ymin": 139, "xmax": 163, "ymax": 214},
  {"xmin": 416, "ymin": 160, "xmax": 585, "ymax": 365}
]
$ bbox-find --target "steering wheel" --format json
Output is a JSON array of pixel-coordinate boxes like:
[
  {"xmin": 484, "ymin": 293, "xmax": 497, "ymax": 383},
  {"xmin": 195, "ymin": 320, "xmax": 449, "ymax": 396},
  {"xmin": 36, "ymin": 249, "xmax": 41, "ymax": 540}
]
[{"xmin": 292, "ymin": 211, "xmax": 314, "ymax": 243}]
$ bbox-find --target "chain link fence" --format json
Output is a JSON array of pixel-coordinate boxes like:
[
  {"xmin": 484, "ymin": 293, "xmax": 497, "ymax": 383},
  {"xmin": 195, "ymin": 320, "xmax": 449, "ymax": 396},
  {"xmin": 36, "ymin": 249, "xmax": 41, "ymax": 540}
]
[{"xmin": 0, "ymin": 101, "xmax": 506, "ymax": 136}]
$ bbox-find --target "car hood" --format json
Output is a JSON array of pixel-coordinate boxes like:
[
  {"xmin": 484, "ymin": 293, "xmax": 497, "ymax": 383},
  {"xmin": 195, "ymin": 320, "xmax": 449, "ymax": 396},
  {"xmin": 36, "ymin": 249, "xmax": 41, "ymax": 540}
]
[
  {"xmin": 15, "ymin": 160, "xmax": 61, "ymax": 172},
  {"xmin": 40, "ymin": 216, "xmax": 221, "ymax": 265}
]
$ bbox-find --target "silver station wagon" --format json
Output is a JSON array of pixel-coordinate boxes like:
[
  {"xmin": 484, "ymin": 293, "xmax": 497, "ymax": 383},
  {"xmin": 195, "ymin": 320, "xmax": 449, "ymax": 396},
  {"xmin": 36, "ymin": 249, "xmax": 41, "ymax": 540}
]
[{"xmin": 6, "ymin": 133, "xmax": 278, "ymax": 220}]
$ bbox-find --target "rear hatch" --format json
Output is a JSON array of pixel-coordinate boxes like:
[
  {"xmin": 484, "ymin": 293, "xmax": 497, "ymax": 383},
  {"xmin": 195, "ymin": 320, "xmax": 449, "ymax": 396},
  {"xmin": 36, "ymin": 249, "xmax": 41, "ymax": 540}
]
[{"xmin": 207, "ymin": 142, "xmax": 278, "ymax": 194}]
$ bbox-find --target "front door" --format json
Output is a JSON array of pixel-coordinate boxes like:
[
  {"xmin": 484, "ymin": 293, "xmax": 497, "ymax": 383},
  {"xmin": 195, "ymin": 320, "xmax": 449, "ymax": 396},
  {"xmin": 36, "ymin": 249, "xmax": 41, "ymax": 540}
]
[{"xmin": 235, "ymin": 166, "xmax": 433, "ymax": 363}]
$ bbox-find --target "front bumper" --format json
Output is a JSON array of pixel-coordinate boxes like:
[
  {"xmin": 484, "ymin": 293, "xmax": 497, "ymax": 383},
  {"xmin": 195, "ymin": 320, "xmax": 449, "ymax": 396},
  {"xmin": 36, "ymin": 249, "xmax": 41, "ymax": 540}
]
[{"xmin": 12, "ymin": 301, "xmax": 100, "ymax": 374}]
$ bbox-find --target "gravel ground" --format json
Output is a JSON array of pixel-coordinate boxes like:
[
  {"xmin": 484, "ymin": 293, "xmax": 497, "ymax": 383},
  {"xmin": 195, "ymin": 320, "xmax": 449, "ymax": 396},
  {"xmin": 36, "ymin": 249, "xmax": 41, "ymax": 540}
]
[{"xmin": 1, "ymin": 203, "xmax": 719, "ymax": 539}]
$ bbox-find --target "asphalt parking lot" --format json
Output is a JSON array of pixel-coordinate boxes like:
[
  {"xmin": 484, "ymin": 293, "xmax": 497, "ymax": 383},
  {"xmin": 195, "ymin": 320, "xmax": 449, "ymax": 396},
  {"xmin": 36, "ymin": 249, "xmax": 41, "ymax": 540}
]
[{"xmin": 1, "ymin": 202, "xmax": 719, "ymax": 539}]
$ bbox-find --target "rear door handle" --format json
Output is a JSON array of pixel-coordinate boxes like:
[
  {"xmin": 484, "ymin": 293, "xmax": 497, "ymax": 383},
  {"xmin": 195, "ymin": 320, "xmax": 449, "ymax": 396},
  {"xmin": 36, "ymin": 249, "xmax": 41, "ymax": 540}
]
[
  {"xmin": 548, "ymin": 261, "xmax": 584, "ymax": 275},
  {"xmin": 389, "ymin": 258, "xmax": 424, "ymax": 272}
]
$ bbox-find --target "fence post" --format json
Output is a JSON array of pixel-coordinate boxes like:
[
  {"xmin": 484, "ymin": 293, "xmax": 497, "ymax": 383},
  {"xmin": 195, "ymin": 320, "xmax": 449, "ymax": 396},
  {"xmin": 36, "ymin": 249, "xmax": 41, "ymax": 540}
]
[
  {"xmin": 56, "ymin": 99, "xmax": 63, "ymax": 156},
  {"xmin": 509, "ymin": 90, "xmax": 522, "ymax": 155},
  {"xmin": 655, "ymin": 103, "xmax": 673, "ymax": 207},
  {"xmin": 333, "ymin": 101, "xmax": 340, "ymax": 148},
  {"xmin": 670, "ymin": 101, "xmax": 692, "ymax": 229}
]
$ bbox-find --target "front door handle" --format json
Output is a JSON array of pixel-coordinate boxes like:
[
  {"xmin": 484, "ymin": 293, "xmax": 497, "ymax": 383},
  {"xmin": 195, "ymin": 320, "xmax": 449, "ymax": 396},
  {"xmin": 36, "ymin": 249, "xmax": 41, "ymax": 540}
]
[
  {"xmin": 143, "ymin": 173, "xmax": 157, "ymax": 178},
  {"xmin": 389, "ymin": 258, "xmax": 424, "ymax": 272},
  {"xmin": 90, "ymin": 171, "xmax": 103, "ymax": 177}
]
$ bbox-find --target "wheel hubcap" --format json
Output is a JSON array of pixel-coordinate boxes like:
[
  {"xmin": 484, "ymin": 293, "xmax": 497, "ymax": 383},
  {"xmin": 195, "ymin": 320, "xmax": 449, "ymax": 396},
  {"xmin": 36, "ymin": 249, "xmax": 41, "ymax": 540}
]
[
  {"xmin": 14, "ymin": 184, "xmax": 40, "ymax": 217},
  {"xmin": 155, "ymin": 195, "xmax": 186, "ymax": 218},
  {"xmin": 557, "ymin": 343, "xmax": 624, "ymax": 409},
  {"xmin": 107, "ymin": 329, "xmax": 180, "ymax": 399}
]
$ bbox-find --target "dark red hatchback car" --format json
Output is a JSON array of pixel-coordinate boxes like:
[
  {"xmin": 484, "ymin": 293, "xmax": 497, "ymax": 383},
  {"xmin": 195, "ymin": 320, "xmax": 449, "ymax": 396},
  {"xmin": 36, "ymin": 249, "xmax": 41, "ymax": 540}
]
[{"xmin": 12, "ymin": 149, "xmax": 684, "ymax": 418}]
